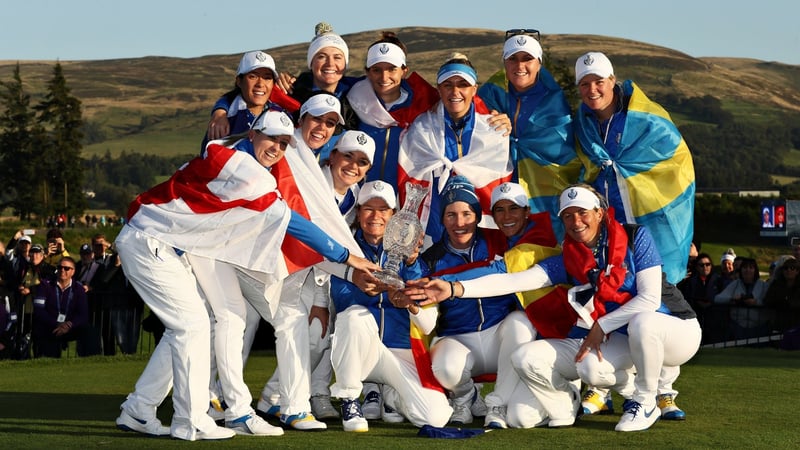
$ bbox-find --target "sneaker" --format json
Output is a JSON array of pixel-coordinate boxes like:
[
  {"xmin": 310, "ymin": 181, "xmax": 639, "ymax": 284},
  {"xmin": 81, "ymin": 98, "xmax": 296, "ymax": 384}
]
[
  {"xmin": 361, "ymin": 390, "xmax": 381, "ymax": 420},
  {"xmin": 657, "ymin": 394, "xmax": 686, "ymax": 420},
  {"xmin": 311, "ymin": 394, "xmax": 340, "ymax": 420},
  {"xmin": 116, "ymin": 410, "xmax": 170, "ymax": 436},
  {"xmin": 381, "ymin": 403, "xmax": 404, "ymax": 423},
  {"xmin": 470, "ymin": 386, "xmax": 488, "ymax": 417},
  {"xmin": 581, "ymin": 389, "xmax": 614, "ymax": 415},
  {"xmin": 341, "ymin": 398, "xmax": 368, "ymax": 432},
  {"xmin": 226, "ymin": 413, "xmax": 284, "ymax": 436},
  {"xmin": 615, "ymin": 400, "xmax": 660, "ymax": 432},
  {"xmin": 191, "ymin": 425, "xmax": 236, "ymax": 440},
  {"xmin": 280, "ymin": 412, "xmax": 327, "ymax": 431},
  {"xmin": 484, "ymin": 405, "xmax": 508, "ymax": 429},
  {"xmin": 449, "ymin": 390, "xmax": 474, "ymax": 425},
  {"xmin": 208, "ymin": 400, "xmax": 225, "ymax": 422},
  {"xmin": 255, "ymin": 397, "xmax": 281, "ymax": 419}
]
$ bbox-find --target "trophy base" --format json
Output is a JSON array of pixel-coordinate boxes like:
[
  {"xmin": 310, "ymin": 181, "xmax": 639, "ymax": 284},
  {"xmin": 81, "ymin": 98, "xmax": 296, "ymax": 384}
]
[{"xmin": 373, "ymin": 270, "xmax": 405, "ymax": 290}]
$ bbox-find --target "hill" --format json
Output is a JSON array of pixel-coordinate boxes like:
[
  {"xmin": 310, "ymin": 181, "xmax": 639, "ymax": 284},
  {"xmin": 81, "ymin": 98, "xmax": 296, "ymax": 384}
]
[{"xmin": 2, "ymin": 26, "xmax": 798, "ymax": 160}]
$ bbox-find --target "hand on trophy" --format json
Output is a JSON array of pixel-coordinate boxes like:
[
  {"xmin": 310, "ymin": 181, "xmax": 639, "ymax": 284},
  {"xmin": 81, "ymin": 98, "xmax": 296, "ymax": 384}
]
[
  {"xmin": 403, "ymin": 234, "xmax": 425, "ymax": 266},
  {"xmin": 389, "ymin": 288, "xmax": 420, "ymax": 314},
  {"xmin": 353, "ymin": 269, "xmax": 386, "ymax": 296}
]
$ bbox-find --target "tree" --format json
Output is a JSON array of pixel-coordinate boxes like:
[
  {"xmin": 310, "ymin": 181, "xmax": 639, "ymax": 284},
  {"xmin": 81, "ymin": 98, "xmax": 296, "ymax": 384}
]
[
  {"xmin": 0, "ymin": 63, "xmax": 41, "ymax": 219},
  {"xmin": 34, "ymin": 62, "xmax": 87, "ymax": 218},
  {"xmin": 543, "ymin": 46, "xmax": 579, "ymax": 107}
]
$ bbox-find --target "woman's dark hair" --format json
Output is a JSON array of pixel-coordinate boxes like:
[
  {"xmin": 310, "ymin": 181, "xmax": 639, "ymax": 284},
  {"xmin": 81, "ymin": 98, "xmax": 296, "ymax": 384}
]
[
  {"xmin": 695, "ymin": 252, "xmax": 713, "ymax": 266},
  {"xmin": 739, "ymin": 257, "xmax": 758, "ymax": 272},
  {"xmin": 368, "ymin": 31, "xmax": 407, "ymax": 56}
]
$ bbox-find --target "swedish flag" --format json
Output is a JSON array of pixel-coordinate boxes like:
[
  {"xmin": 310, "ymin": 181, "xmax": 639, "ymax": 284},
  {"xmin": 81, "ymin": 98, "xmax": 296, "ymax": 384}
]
[
  {"xmin": 479, "ymin": 67, "xmax": 581, "ymax": 241},
  {"xmin": 576, "ymin": 80, "xmax": 695, "ymax": 284}
]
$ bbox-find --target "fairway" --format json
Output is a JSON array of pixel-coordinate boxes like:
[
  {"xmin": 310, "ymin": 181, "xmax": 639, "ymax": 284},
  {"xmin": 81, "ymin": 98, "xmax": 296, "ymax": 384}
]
[{"xmin": 1, "ymin": 347, "xmax": 798, "ymax": 449}]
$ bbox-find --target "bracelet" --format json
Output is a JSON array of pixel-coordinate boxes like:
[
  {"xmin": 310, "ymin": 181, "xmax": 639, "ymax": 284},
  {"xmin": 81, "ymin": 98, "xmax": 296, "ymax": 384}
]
[{"xmin": 448, "ymin": 281, "xmax": 456, "ymax": 301}]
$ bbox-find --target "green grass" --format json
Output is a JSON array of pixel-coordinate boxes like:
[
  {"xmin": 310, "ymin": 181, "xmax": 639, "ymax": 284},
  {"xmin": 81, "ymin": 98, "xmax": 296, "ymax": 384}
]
[{"xmin": 1, "ymin": 347, "xmax": 799, "ymax": 449}]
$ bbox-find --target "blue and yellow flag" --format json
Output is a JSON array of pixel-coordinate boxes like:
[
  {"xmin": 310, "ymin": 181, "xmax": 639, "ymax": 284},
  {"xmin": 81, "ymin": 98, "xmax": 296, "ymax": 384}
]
[
  {"xmin": 576, "ymin": 80, "xmax": 695, "ymax": 284},
  {"xmin": 478, "ymin": 68, "xmax": 581, "ymax": 241}
]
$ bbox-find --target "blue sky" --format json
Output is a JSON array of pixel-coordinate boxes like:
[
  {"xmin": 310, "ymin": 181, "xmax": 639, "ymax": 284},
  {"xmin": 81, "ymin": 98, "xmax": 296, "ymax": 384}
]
[{"xmin": 2, "ymin": 0, "xmax": 798, "ymax": 65}]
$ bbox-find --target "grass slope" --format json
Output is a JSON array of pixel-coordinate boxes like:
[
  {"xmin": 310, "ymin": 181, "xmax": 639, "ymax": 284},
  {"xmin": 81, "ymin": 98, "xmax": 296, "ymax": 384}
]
[
  {"xmin": 2, "ymin": 27, "xmax": 798, "ymax": 159},
  {"xmin": 1, "ymin": 347, "xmax": 798, "ymax": 449}
]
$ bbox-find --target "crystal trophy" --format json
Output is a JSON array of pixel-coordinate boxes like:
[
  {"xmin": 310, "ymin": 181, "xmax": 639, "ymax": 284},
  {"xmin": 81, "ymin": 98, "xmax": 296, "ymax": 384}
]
[{"xmin": 374, "ymin": 182, "xmax": 427, "ymax": 289}]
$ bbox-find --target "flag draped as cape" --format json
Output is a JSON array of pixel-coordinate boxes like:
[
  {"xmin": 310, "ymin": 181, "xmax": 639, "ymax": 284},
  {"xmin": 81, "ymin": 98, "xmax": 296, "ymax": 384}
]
[
  {"xmin": 127, "ymin": 144, "xmax": 291, "ymax": 277},
  {"xmin": 480, "ymin": 68, "xmax": 581, "ymax": 240},
  {"xmin": 576, "ymin": 80, "xmax": 695, "ymax": 284},
  {"xmin": 397, "ymin": 102, "xmax": 513, "ymax": 246}
]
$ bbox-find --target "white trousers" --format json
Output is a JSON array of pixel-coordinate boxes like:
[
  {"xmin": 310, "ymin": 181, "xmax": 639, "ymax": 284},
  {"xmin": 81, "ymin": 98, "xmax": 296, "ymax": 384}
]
[
  {"xmin": 511, "ymin": 333, "xmax": 630, "ymax": 425},
  {"xmin": 237, "ymin": 268, "xmax": 314, "ymax": 415},
  {"xmin": 431, "ymin": 310, "xmax": 536, "ymax": 408},
  {"xmin": 627, "ymin": 312, "xmax": 701, "ymax": 404},
  {"xmin": 115, "ymin": 226, "xmax": 217, "ymax": 440},
  {"xmin": 260, "ymin": 269, "xmax": 333, "ymax": 405},
  {"xmin": 575, "ymin": 313, "xmax": 702, "ymax": 406},
  {"xmin": 330, "ymin": 305, "xmax": 452, "ymax": 427},
  {"xmin": 187, "ymin": 254, "xmax": 255, "ymax": 420}
]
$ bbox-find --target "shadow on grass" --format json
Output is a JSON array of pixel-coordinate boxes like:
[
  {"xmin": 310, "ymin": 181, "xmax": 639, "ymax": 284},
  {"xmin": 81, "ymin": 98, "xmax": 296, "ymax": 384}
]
[{"xmin": 0, "ymin": 392, "xmax": 130, "ymax": 421}]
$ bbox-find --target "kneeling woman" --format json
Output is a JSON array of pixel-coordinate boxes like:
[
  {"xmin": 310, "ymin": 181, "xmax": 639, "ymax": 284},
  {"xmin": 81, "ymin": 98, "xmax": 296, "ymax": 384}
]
[
  {"xmin": 411, "ymin": 184, "xmax": 700, "ymax": 432},
  {"xmin": 329, "ymin": 181, "xmax": 452, "ymax": 432}
]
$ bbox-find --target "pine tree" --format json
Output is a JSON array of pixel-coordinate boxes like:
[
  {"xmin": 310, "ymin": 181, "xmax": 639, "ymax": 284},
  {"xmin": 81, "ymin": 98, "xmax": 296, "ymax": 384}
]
[
  {"xmin": 34, "ymin": 62, "xmax": 86, "ymax": 219},
  {"xmin": 0, "ymin": 63, "xmax": 40, "ymax": 219}
]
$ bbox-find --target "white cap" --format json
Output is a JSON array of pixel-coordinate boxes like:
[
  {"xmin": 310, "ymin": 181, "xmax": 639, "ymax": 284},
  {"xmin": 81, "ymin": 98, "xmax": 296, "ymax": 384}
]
[
  {"xmin": 557, "ymin": 186, "xmax": 601, "ymax": 216},
  {"xmin": 491, "ymin": 182, "xmax": 528, "ymax": 209},
  {"xmin": 357, "ymin": 180, "xmax": 396, "ymax": 209},
  {"xmin": 575, "ymin": 51, "xmax": 614, "ymax": 85},
  {"xmin": 307, "ymin": 31, "xmax": 349, "ymax": 69},
  {"xmin": 502, "ymin": 35, "xmax": 543, "ymax": 60},
  {"xmin": 335, "ymin": 131, "xmax": 375, "ymax": 165},
  {"xmin": 366, "ymin": 42, "xmax": 406, "ymax": 68},
  {"xmin": 18, "ymin": 235, "xmax": 32, "ymax": 244},
  {"xmin": 251, "ymin": 110, "xmax": 296, "ymax": 146},
  {"xmin": 236, "ymin": 51, "xmax": 278, "ymax": 79},
  {"xmin": 299, "ymin": 94, "xmax": 345, "ymax": 125}
]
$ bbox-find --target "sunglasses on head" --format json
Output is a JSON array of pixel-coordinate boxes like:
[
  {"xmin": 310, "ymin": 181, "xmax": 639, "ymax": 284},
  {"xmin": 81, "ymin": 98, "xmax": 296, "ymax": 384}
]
[{"xmin": 505, "ymin": 28, "xmax": 541, "ymax": 42}]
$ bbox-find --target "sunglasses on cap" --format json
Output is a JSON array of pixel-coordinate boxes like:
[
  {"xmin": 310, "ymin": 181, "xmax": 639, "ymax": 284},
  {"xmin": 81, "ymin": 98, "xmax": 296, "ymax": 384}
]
[{"xmin": 505, "ymin": 28, "xmax": 541, "ymax": 42}]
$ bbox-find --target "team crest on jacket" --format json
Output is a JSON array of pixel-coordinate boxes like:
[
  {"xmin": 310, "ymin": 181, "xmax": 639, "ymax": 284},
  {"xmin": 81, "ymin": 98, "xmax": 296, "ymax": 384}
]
[{"xmin": 357, "ymin": 133, "xmax": 368, "ymax": 145}]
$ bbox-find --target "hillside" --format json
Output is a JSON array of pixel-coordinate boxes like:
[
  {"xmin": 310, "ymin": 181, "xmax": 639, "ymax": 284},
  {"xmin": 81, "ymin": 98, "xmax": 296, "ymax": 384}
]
[{"xmin": 2, "ymin": 26, "xmax": 799, "ymax": 160}]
